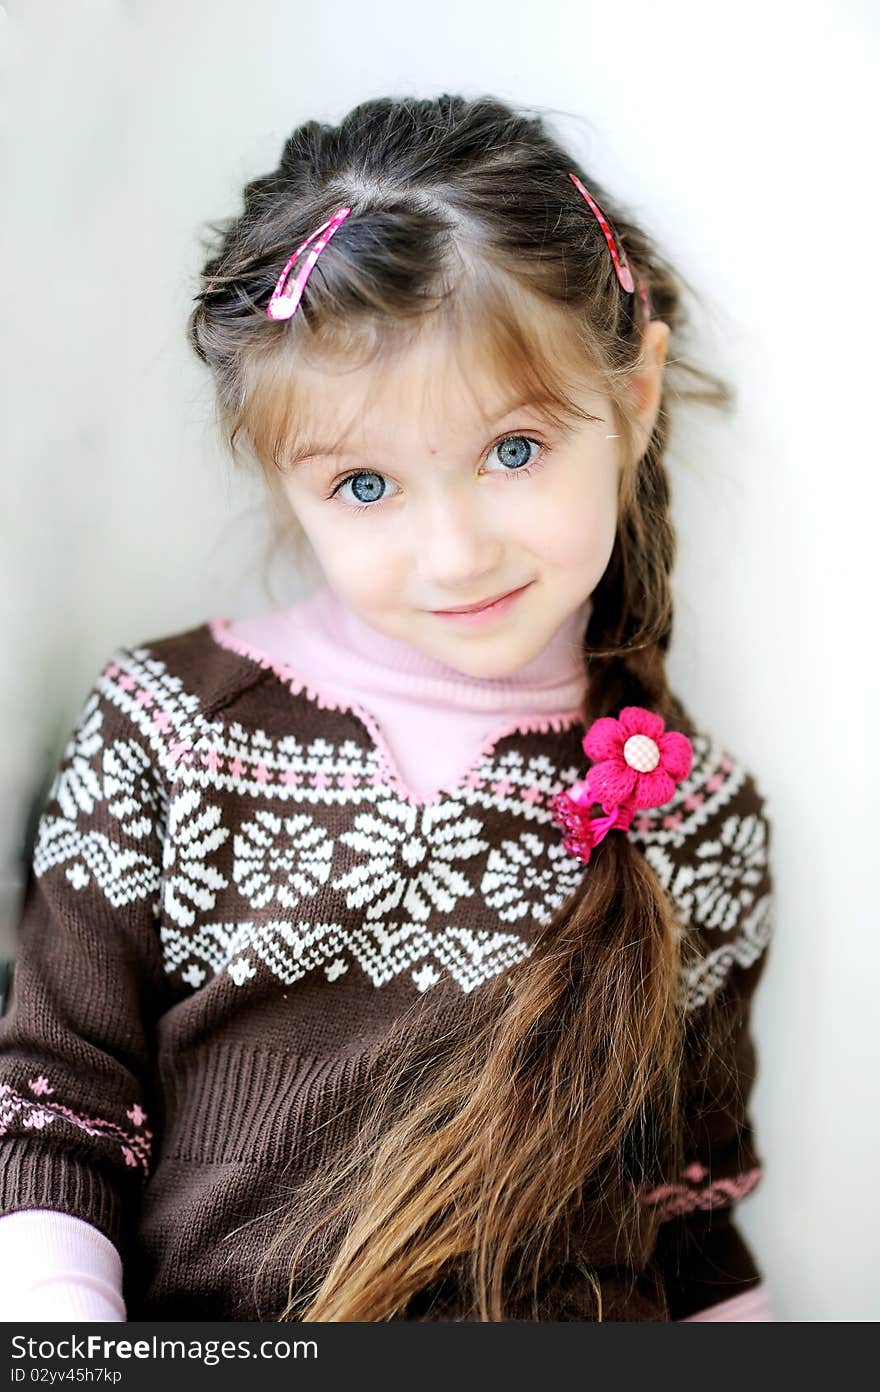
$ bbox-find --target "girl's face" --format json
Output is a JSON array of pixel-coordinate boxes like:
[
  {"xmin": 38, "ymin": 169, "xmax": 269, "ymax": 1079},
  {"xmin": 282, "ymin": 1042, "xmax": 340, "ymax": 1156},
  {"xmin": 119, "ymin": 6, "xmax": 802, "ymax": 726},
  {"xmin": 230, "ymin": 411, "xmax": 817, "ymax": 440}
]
[{"xmin": 277, "ymin": 321, "xmax": 667, "ymax": 679}]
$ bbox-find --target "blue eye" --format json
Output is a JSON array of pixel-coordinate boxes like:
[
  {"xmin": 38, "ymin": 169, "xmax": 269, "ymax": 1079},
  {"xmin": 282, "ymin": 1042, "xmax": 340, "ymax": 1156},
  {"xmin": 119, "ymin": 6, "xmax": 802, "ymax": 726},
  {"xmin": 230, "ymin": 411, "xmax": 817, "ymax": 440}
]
[
  {"xmin": 332, "ymin": 471, "xmax": 400, "ymax": 509},
  {"xmin": 484, "ymin": 434, "xmax": 543, "ymax": 473},
  {"xmin": 329, "ymin": 434, "xmax": 547, "ymax": 514}
]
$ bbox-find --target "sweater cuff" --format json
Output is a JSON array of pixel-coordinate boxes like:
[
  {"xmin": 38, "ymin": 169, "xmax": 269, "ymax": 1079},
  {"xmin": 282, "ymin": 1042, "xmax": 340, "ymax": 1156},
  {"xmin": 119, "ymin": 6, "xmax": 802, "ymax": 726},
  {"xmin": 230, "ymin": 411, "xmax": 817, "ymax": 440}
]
[
  {"xmin": 0, "ymin": 1209, "xmax": 126, "ymax": 1322},
  {"xmin": 0, "ymin": 1136, "xmax": 128, "ymax": 1255}
]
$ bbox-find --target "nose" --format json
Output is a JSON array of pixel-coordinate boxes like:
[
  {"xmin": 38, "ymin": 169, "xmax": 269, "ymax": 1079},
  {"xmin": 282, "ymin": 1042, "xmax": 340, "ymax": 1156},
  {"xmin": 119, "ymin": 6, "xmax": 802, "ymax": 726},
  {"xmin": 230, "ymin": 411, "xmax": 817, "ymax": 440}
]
[{"xmin": 414, "ymin": 487, "xmax": 505, "ymax": 595}]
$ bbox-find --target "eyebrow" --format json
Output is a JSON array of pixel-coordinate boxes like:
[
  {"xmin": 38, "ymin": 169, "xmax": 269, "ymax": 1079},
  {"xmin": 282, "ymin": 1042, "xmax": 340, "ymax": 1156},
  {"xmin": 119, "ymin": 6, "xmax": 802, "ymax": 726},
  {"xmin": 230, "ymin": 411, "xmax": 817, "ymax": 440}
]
[{"xmin": 288, "ymin": 395, "xmax": 589, "ymax": 467}]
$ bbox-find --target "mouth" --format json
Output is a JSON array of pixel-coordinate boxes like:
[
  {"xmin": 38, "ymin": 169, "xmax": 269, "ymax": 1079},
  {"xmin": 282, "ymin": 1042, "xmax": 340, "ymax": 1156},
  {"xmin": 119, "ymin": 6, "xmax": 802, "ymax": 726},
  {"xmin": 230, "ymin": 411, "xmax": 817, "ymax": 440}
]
[{"xmin": 429, "ymin": 581, "xmax": 534, "ymax": 619}]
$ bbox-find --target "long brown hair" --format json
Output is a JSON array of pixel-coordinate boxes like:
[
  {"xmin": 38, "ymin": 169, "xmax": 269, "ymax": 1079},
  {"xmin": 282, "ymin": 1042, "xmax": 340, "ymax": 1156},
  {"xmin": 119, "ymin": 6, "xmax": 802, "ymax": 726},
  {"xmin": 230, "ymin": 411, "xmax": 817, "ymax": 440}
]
[{"xmin": 187, "ymin": 94, "xmax": 733, "ymax": 1321}]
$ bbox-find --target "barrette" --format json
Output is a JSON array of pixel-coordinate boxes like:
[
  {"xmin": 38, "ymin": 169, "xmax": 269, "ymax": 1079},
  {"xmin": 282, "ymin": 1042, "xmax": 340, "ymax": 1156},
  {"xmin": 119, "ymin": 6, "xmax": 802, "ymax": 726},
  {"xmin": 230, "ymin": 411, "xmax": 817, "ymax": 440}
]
[
  {"xmin": 548, "ymin": 705, "xmax": 693, "ymax": 864},
  {"xmin": 567, "ymin": 172, "xmax": 652, "ymax": 323},
  {"xmin": 266, "ymin": 205, "xmax": 352, "ymax": 321}
]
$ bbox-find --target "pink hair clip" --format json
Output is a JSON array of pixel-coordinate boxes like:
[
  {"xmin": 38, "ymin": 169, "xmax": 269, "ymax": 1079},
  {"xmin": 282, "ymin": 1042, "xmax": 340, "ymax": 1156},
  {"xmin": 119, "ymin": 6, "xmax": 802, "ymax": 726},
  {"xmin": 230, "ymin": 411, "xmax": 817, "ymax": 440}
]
[
  {"xmin": 567, "ymin": 172, "xmax": 651, "ymax": 323},
  {"xmin": 266, "ymin": 205, "xmax": 352, "ymax": 321},
  {"xmin": 548, "ymin": 705, "xmax": 693, "ymax": 864}
]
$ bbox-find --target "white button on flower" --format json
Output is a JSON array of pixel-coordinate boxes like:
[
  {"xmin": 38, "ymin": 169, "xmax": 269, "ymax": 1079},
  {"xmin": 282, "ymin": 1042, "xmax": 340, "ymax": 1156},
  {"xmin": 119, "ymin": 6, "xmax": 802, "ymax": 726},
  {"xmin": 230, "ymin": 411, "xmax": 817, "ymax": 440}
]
[{"xmin": 622, "ymin": 734, "xmax": 660, "ymax": 773}]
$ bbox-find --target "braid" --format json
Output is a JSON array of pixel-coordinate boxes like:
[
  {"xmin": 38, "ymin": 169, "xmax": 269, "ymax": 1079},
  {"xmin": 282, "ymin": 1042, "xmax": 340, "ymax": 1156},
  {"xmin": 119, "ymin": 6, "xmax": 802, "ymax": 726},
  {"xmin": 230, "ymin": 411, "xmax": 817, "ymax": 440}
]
[{"xmin": 583, "ymin": 435, "xmax": 692, "ymax": 733}]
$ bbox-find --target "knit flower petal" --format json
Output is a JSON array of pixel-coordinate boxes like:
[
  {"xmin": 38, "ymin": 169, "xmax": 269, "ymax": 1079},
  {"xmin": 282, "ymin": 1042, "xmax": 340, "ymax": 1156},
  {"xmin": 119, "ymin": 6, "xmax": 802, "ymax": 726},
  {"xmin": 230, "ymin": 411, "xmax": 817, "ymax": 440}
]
[
  {"xmin": 618, "ymin": 706, "xmax": 666, "ymax": 742},
  {"xmin": 582, "ymin": 717, "xmax": 626, "ymax": 762},
  {"xmin": 657, "ymin": 730, "xmax": 693, "ymax": 782},
  {"xmin": 632, "ymin": 767, "xmax": 676, "ymax": 810},
  {"xmin": 585, "ymin": 759, "xmax": 637, "ymax": 810}
]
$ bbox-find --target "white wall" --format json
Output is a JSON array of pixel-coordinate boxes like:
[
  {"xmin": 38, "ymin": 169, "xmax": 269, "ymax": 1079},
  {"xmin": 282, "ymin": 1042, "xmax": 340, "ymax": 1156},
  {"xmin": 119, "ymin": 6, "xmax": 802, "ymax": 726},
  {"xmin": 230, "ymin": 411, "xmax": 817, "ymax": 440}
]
[{"xmin": 2, "ymin": 0, "xmax": 877, "ymax": 1320}]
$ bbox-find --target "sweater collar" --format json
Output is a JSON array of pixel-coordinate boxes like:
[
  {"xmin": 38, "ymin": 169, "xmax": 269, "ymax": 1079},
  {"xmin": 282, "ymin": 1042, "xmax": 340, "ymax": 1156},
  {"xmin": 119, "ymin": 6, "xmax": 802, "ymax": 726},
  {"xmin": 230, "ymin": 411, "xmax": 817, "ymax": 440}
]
[{"xmin": 286, "ymin": 583, "xmax": 590, "ymax": 716}]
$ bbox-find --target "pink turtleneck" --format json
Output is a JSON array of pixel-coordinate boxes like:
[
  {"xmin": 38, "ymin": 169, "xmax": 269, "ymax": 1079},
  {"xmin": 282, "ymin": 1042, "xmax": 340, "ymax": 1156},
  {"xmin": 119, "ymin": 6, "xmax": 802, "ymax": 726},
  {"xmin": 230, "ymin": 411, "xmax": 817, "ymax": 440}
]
[
  {"xmin": 217, "ymin": 583, "xmax": 591, "ymax": 801},
  {"xmin": 0, "ymin": 584, "xmax": 772, "ymax": 1321}
]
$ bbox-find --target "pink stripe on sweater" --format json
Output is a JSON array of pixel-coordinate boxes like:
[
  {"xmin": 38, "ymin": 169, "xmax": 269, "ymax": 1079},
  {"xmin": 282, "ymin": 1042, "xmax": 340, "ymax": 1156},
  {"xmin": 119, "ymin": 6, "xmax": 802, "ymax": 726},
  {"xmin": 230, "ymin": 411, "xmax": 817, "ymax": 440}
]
[{"xmin": 640, "ymin": 1165, "xmax": 764, "ymax": 1218}]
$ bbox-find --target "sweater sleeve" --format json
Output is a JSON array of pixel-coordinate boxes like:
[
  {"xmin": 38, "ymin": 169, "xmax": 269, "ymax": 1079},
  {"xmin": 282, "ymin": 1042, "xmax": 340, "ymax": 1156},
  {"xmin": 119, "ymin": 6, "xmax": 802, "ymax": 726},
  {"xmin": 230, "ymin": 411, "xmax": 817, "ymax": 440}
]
[
  {"xmin": 643, "ymin": 764, "xmax": 776, "ymax": 1321},
  {"xmin": 0, "ymin": 649, "xmax": 173, "ymax": 1306}
]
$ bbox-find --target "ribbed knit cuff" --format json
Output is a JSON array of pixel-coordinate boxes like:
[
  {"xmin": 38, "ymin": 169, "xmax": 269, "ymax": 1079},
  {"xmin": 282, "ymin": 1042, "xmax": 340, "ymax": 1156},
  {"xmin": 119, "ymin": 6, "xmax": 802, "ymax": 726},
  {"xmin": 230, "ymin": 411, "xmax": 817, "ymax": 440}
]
[{"xmin": 0, "ymin": 1137, "xmax": 128, "ymax": 1255}]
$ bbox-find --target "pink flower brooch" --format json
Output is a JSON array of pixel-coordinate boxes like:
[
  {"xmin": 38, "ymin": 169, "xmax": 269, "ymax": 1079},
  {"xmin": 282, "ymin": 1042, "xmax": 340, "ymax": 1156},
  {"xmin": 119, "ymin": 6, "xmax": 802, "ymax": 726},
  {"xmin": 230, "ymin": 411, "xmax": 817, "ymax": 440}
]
[{"xmin": 548, "ymin": 705, "xmax": 694, "ymax": 864}]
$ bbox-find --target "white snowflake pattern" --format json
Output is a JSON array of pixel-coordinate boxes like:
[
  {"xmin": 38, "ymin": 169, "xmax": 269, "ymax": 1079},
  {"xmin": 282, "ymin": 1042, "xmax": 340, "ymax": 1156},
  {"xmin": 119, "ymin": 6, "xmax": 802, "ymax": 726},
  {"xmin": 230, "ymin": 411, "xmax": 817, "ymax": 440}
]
[
  {"xmin": 33, "ymin": 690, "xmax": 164, "ymax": 902},
  {"xmin": 331, "ymin": 797, "xmax": 489, "ymax": 923},
  {"xmin": 481, "ymin": 833, "xmax": 584, "ymax": 924},
  {"xmin": 636, "ymin": 805, "xmax": 774, "ymax": 1008},
  {"xmin": 161, "ymin": 787, "xmax": 229, "ymax": 929},
  {"xmin": 681, "ymin": 892, "xmax": 774, "ymax": 1010},
  {"xmin": 103, "ymin": 737, "xmax": 162, "ymax": 839},
  {"xmin": 678, "ymin": 811, "xmax": 769, "ymax": 934},
  {"xmin": 232, "ymin": 809, "xmax": 333, "ymax": 909},
  {"xmin": 641, "ymin": 808, "xmax": 769, "ymax": 931},
  {"xmin": 48, "ymin": 692, "xmax": 104, "ymax": 818}
]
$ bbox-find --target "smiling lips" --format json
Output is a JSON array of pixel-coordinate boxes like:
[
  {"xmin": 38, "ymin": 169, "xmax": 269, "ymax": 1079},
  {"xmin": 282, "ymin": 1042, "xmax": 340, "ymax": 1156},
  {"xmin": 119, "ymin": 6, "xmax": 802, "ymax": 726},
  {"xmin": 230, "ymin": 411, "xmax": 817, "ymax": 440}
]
[
  {"xmin": 433, "ymin": 583, "xmax": 529, "ymax": 614},
  {"xmin": 430, "ymin": 581, "xmax": 534, "ymax": 622}
]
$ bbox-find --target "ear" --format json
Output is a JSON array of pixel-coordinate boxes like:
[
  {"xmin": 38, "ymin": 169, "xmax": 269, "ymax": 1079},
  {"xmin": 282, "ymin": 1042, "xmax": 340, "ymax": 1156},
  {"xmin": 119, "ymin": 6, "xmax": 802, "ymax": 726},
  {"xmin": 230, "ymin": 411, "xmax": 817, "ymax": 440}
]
[{"xmin": 628, "ymin": 320, "xmax": 670, "ymax": 459}]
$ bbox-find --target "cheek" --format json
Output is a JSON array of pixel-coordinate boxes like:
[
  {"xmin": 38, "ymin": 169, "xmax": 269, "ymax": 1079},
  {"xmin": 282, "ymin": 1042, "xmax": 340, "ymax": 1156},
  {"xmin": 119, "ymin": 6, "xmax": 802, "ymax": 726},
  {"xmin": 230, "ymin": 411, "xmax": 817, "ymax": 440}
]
[
  {"xmin": 530, "ymin": 461, "xmax": 618, "ymax": 573},
  {"xmin": 553, "ymin": 501, "xmax": 617, "ymax": 573},
  {"xmin": 331, "ymin": 557, "xmax": 403, "ymax": 613},
  {"xmin": 286, "ymin": 496, "xmax": 407, "ymax": 606}
]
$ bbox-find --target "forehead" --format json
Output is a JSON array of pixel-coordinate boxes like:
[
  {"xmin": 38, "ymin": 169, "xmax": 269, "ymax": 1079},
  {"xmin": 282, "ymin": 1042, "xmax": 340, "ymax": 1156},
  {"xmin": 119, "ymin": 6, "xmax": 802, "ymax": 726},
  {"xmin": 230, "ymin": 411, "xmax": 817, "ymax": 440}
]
[
  {"xmin": 281, "ymin": 310, "xmax": 604, "ymax": 462},
  {"xmin": 293, "ymin": 330, "xmax": 534, "ymax": 450},
  {"xmin": 243, "ymin": 288, "xmax": 606, "ymax": 471}
]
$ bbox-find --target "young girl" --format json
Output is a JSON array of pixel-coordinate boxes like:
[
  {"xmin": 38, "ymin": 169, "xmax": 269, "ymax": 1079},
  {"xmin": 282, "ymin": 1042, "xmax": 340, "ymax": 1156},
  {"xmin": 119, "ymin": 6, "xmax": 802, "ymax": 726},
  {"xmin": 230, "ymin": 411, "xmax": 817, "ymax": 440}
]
[{"xmin": 0, "ymin": 94, "xmax": 774, "ymax": 1323}]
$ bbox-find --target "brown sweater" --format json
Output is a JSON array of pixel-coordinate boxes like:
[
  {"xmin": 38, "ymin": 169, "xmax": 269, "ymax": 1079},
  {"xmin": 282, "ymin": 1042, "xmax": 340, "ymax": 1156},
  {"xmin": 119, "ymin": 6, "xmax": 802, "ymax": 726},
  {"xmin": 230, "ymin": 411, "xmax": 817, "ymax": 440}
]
[{"xmin": 0, "ymin": 620, "xmax": 774, "ymax": 1320}]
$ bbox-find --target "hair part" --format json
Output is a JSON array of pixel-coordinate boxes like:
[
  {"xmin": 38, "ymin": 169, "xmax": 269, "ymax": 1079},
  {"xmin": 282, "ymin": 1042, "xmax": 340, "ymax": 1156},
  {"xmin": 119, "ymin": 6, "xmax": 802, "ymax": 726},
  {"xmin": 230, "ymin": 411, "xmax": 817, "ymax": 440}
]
[{"xmin": 187, "ymin": 92, "xmax": 731, "ymax": 1321}]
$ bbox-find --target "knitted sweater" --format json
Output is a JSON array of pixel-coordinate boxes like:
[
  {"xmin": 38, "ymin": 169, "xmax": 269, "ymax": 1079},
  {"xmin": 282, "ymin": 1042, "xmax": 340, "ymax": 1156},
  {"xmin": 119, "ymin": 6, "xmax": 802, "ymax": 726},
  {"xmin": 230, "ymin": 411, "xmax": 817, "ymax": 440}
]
[{"xmin": 0, "ymin": 587, "xmax": 775, "ymax": 1321}]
